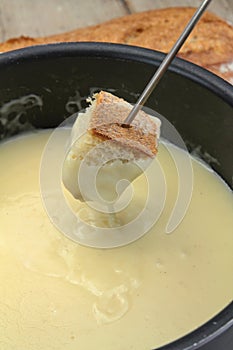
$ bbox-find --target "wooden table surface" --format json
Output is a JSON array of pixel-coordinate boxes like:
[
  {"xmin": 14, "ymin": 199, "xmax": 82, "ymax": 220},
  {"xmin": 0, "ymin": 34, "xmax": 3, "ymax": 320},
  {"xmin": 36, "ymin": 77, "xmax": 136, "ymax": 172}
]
[{"xmin": 0, "ymin": 0, "xmax": 232, "ymax": 42}]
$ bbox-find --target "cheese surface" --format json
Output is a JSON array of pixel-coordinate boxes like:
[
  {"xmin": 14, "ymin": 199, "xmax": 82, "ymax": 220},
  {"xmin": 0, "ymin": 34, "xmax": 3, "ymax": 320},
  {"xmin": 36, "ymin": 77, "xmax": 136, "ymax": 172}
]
[{"xmin": 0, "ymin": 131, "xmax": 232, "ymax": 350}]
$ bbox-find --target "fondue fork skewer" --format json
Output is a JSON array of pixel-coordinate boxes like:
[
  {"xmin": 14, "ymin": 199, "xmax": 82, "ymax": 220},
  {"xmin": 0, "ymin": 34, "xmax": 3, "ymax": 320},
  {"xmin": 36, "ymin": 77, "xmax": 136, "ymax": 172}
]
[{"xmin": 123, "ymin": 0, "xmax": 212, "ymax": 126}]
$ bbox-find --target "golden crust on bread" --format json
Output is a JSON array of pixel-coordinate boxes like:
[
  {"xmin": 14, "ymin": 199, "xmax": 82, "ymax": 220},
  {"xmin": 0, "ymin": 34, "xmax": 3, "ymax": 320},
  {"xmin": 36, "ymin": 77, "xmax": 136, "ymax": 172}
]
[
  {"xmin": 89, "ymin": 91, "xmax": 159, "ymax": 158},
  {"xmin": 0, "ymin": 8, "xmax": 232, "ymax": 83}
]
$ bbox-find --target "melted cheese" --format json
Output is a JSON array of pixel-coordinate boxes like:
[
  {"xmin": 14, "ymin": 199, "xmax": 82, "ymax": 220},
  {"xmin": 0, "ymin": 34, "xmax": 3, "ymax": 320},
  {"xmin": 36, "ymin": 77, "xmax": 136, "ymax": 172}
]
[{"xmin": 0, "ymin": 131, "xmax": 232, "ymax": 350}]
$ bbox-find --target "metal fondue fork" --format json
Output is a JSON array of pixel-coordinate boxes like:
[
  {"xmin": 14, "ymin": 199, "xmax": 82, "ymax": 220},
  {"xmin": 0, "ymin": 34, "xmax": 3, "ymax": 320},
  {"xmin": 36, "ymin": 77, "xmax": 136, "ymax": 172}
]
[{"xmin": 123, "ymin": 0, "xmax": 212, "ymax": 126}]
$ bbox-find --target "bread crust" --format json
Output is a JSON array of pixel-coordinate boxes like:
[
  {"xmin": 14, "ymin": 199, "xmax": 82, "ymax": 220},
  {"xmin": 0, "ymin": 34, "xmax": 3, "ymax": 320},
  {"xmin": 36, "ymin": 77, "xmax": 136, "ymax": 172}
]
[
  {"xmin": 89, "ymin": 91, "xmax": 159, "ymax": 158},
  {"xmin": 0, "ymin": 7, "xmax": 232, "ymax": 83}
]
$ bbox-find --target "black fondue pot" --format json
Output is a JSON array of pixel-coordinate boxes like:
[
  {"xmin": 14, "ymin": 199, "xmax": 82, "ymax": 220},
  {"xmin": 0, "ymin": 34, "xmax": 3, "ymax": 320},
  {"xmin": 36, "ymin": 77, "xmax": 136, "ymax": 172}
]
[{"xmin": 0, "ymin": 42, "xmax": 232, "ymax": 350}]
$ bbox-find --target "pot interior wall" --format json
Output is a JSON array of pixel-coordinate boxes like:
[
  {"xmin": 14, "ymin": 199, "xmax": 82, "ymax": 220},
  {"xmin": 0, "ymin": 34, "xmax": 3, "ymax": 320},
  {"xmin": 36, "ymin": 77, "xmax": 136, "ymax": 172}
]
[{"xmin": 0, "ymin": 48, "xmax": 232, "ymax": 187}]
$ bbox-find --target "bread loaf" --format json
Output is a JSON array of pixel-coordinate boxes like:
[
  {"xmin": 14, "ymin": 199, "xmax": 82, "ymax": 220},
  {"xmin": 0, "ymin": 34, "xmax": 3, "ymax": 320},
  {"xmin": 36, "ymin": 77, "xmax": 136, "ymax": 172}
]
[{"xmin": 0, "ymin": 7, "xmax": 232, "ymax": 83}]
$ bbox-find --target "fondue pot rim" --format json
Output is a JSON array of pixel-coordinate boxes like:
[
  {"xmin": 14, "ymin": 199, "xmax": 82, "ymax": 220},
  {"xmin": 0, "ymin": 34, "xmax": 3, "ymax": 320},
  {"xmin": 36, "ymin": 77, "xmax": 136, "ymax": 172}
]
[
  {"xmin": 0, "ymin": 42, "xmax": 233, "ymax": 107},
  {"xmin": 0, "ymin": 42, "xmax": 232, "ymax": 350}
]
